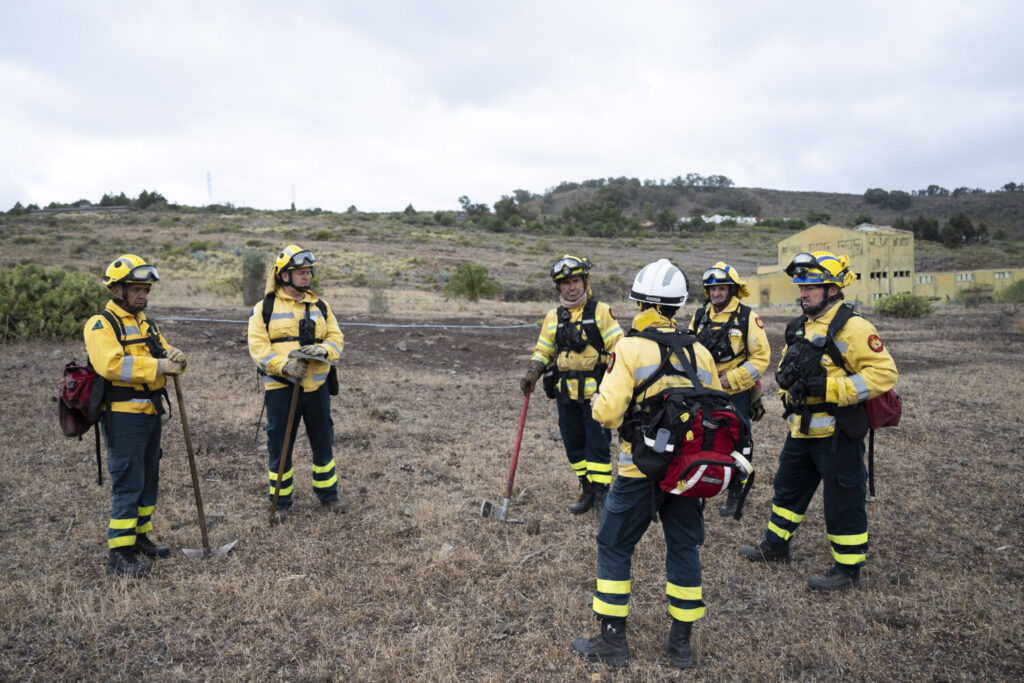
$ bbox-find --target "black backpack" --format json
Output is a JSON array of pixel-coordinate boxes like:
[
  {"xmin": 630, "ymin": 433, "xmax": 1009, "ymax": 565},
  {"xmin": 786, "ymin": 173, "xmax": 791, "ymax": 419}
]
[{"xmin": 619, "ymin": 328, "xmax": 755, "ymax": 517}]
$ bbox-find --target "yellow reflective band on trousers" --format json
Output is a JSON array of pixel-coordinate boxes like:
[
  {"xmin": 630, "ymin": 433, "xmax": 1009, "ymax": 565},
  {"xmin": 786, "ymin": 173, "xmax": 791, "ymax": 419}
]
[
  {"xmin": 136, "ymin": 520, "xmax": 153, "ymax": 534},
  {"xmin": 832, "ymin": 549, "xmax": 867, "ymax": 565},
  {"xmin": 108, "ymin": 534, "xmax": 137, "ymax": 549},
  {"xmin": 668, "ymin": 604, "xmax": 706, "ymax": 622},
  {"xmin": 772, "ymin": 504, "xmax": 804, "ymax": 523},
  {"xmin": 570, "ymin": 460, "xmax": 587, "ymax": 477},
  {"xmin": 312, "ymin": 459, "xmax": 338, "ymax": 488},
  {"xmin": 767, "ymin": 521, "xmax": 795, "ymax": 541},
  {"xmin": 588, "ymin": 460, "xmax": 613, "ymax": 485},
  {"xmin": 138, "ymin": 505, "xmax": 155, "ymax": 516},
  {"xmin": 596, "ymin": 578, "xmax": 630, "ymax": 595},
  {"xmin": 828, "ymin": 532, "xmax": 868, "ymax": 546},
  {"xmin": 268, "ymin": 468, "xmax": 295, "ymax": 496},
  {"xmin": 592, "ymin": 596, "xmax": 629, "ymax": 618},
  {"xmin": 665, "ymin": 582, "xmax": 702, "ymax": 601},
  {"xmin": 109, "ymin": 517, "xmax": 136, "ymax": 529}
]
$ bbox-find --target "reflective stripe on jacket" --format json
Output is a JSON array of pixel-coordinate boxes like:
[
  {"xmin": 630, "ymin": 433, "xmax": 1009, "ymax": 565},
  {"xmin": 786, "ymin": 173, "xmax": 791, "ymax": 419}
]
[{"xmin": 687, "ymin": 297, "xmax": 771, "ymax": 393}]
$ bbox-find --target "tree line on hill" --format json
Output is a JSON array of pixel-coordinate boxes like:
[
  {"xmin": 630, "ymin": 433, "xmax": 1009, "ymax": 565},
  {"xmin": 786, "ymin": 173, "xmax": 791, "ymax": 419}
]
[{"xmin": 5, "ymin": 174, "xmax": 1021, "ymax": 250}]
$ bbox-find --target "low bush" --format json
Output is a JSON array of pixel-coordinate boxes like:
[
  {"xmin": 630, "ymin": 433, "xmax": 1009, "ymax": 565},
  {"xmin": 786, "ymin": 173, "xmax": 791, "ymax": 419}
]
[
  {"xmin": 874, "ymin": 292, "xmax": 933, "ymax": 318},
  {"xmin": 444, "ymin": 263, "xmax": 499, "ymax": 302},
  {"xmin": 0, "ymin": 265, "xmax": 109, "ymax": 341},
  {"xmin": 1000, "ymin": 280, "xmax": 1024, "ymax": 303}
]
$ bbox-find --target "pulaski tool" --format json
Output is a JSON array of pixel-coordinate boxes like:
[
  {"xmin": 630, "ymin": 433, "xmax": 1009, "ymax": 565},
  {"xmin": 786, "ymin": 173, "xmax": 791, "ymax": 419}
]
[{"xmin": 481, "ymin": 390, "xmax": 533, "ymax": 525}]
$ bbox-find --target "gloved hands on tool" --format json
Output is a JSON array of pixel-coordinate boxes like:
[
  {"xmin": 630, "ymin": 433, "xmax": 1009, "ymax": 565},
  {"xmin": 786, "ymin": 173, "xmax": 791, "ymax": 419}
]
[
  {"xmin": 520, "ymin": 360, "xmax": 546, "ymax": 396},
  {"xmin": 156, "ymin": 358, "xmax": 185, "ymax": 377},
  {"xmin": 164, "ymin": 346, "xmax": 187, "ymax": 365},
  {"xmin": 298, "ymin": 344, "xmax": 329, "ymax": 360},
  {"xmin": 281, "ymin": 358, "xmax": 308, "ymax": 378}
]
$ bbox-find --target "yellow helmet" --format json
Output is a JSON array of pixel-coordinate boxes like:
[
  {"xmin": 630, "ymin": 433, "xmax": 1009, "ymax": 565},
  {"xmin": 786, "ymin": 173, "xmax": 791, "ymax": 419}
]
[
  {"xmin": 701, "ymin": 261, "xmax": 750, "ymax": 300},
  {"xmin": 785, "ymin": 251, "xmax": 856, "ymax": 287},
  {"xmin": 274, "ymin": 244, "xmax": 316, "ymax": 278},
  {"xmin": 103, "ymin": 254, "xmax": 159, "ymax": 288},
  {"xmin": 549, "ymin": 254, "xmax": 592, "ymax": 283}
]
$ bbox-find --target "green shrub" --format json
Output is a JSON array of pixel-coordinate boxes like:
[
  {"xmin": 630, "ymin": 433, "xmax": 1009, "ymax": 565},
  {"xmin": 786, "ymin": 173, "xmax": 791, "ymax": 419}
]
[
  {"xmin": 443, "ymin": 263, "xmax": 499, "ymax": 302},
  {"xmin": 242, "ymin": 250, "xmax": 268, "ymax": 306},
  {"xmin": 999, "ymin": 280, "xmax": 1024, "ymax": 303},
  {"xmin": 874, "ymin": 292, "xmax": 933, "ymax": 318},
  {"xmin": 0, "ymin": 265, "xmax": 109, "ymax": 341}
]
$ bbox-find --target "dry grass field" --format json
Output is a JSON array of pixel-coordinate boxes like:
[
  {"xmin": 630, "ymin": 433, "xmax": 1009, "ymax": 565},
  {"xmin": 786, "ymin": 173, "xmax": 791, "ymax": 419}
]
[{"xmin": 2, "ymin": 213, "xmax": 1023, "ymax": 680}]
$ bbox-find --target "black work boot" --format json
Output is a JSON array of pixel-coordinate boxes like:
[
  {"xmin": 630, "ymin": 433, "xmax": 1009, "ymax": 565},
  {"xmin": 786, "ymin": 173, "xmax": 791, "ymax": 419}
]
[
  {"xmin": 664, "ymin": 619, "xmax": 694, "ymax": 669},
  {"xmin": 739, "ymin": 539, "xmax": 790, "ymax": 562},
  {"xmin": 719, "ymin": 487, "xmax": 741, "ymax": 517},
  {"xmin": 106, "ymin": 548, "xmax": 151, "ymax": 578},
  {"xmin": 808, "ymin": 565, "xmax": 861, "ymax": 592},
  {"xmin": 592, "ymin": 484, "xmax": 609, "ymax": 517},
  {"xmin": 568, "ymin": 478, "xmax": 595, "ymax": 515},
  {"xmin": 571, "ymin": 618, "xmax": 629, "ymax": 668},
  {"xmin": 135, "ymin": 533, "xmax": 171, "ymax": 558}
]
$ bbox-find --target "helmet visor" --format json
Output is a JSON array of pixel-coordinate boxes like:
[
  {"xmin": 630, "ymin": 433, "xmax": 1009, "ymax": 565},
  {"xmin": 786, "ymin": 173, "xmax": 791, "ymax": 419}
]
[
  {"xmin": 551, "ymin": 257, "xmax": 584, "ymax": 279},
  {"xmin": 784, "ymin": 252, "xmax": 819, "ymax": 276},
  {"xmin": 286, "ymin": 251, "xmax": 316, "ymax": 269},
  {"xmin": 702, "ymin": 267, "xmax": 730, "ymax": 285},
  {"xmin": 125, "ymin": 265, "xmax": 160, "ymax": 283}
]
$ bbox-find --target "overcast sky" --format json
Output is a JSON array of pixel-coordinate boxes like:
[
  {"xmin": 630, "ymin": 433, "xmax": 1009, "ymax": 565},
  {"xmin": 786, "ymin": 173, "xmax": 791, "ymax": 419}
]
[{"xmin": 2, "ymin": 1, "xmax": 1022, "ymax": 213}]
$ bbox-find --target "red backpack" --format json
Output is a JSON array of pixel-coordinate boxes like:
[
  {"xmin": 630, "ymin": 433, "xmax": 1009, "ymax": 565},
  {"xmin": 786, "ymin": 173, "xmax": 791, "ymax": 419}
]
[{"xmin": 620, "ymin": 329, "xmax": 755, "ymax": 518}]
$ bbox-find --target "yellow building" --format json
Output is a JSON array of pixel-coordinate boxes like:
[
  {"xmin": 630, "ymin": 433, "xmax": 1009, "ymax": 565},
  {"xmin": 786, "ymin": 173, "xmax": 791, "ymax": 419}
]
[{"xmin": 744, "ymin": 223, "xmax": 1022, "ymax": 308}]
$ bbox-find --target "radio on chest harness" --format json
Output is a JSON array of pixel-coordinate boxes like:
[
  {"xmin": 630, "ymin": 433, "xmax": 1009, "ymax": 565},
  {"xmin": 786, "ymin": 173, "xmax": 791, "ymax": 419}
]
[
  {"xmin": 690, "ymin": 302, "xmax": 752, "ymax": 364},
  {"xmin": 552, "ymin": 298, "xmax": 608, "ymax": 402}
]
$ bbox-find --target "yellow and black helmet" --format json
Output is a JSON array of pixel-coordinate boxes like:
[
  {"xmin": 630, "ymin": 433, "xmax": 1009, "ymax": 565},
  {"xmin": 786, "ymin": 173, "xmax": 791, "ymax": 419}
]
[
  {"xmin": 549, "ymin": 254, "xmax": 592, "ymax": 283},
  {"xmin": 701, "ymin": 261, "xmax": 750, "ymax": 299},
  {"xmin": 274, "ymin": 244, "xmax": 316, "ymax": 279},
  {"xmin": 103, "ymin": 254, "xmax": 159, "ymax": 288},
  {"xmin": 785, "ymin": 251, "xmax": 856, "ymax": 288}
]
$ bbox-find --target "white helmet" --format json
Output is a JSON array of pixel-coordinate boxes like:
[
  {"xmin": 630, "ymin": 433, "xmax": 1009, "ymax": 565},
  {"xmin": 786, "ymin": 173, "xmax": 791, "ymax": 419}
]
[{"xmin": 629, "ymin": 259, "xmax": 688, "ymax": 307}]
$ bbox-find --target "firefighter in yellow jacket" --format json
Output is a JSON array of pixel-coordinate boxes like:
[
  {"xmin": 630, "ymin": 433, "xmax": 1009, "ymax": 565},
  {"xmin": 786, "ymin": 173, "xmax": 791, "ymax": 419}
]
[
  {"xmin": 85, "ymin": 255, "xmax": 186, "ymax": 578},
  {"xmin": 248, "ymin": 245, "xmax": 346, "ymax": 523},
  {"xmin": 739, "ymin": 251, "xmax": 898, "ymax": 591},
  {"xmin": 687, "ymin": 262, "xmax": 771, "ymax": 516},
  {"xmin": 520, "ymin": 255, "xmax": 623, "ymax": 515},
  {"xmin": 572, "ymin": 259, "xmax": 721, "ymax": 670}
]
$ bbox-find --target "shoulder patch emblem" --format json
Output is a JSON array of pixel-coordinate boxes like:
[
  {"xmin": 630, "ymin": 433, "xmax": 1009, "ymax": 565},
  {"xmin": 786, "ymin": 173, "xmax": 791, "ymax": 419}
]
[
  {"xmin": 608, "ymin": 308, "xmax": 616, "ymax": 320},
  {"xmin": 755, "ymin": 315, "xmax": 765, "ymax": 329},
  {"xmin": 868, "ymin": 334, "xmax": 884, "ymax": 352},
  {"xmin": 92, "ymin": 319, "xmax": 105, "ymax": 330},
  {"xmin": 606, "ymin": 352, "xmax": 616, "ymax": 373}
]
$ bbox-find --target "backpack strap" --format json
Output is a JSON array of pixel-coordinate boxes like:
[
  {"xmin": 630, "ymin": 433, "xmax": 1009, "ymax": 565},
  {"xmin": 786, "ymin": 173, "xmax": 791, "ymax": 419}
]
[
  {"xmin": 262, "ymin": 293, "xmax": 329, "ymax": 344},
  {"xmin": 824, "ymin": 303, "xmax": 858, "ymax": 372},
  {"xmin": 629, "ymin": 328, "xmax": 702, "ymax": 405}
]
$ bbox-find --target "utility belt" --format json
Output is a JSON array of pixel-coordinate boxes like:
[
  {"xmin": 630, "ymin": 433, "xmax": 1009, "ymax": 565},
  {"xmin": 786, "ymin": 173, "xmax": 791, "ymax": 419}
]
[
  {"xmin": 555, "ymin": 363, "xmax": 607, "ymax": 403},
  {"xmin": 784, "ymin": 399, "xmax": 868, "ymax": 443}
]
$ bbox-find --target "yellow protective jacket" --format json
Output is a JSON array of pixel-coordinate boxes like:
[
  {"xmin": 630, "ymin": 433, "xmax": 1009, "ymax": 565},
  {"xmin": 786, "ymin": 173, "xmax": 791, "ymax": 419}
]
[
  {"xmin": 686, "ymin": 297, "xmax": 771, "ymax": 393},
  {"xmin": 530, "ymin": 299, "xmax": 623, "ymax": 400},
  {"xmin": 83, "ymin": 301, "xmax": 176, "ymax": 415},
  {"xmin": 248, "ymin": 289, "xmax": 344, "ymax": 392},
  {"xmin": 779, "ymin": 301, "xmax": 898, "ymax": 439},
  {"xmin": 592, "ymin": 308, "xmax": 722, "ymax": 478}
]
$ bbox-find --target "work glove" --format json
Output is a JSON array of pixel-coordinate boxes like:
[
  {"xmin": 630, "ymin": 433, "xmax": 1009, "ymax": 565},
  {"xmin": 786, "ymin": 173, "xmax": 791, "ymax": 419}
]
[
  {"xmin": 805, "ymin": 375, "xmax": 828, "ymax": 397},
  {"xmin": 164, "ymin": 346, "xmax": 187, "ymax": 364},
  {"xmin": 281, "ymin": 358, "xmax": 308, "ymax": 379},
  {"xmin": 156, "ymin": 358, "xmax": 185, "ymax": 377},
  {"xmin": 520, "ymin": 360, "xmax": 546, "ymax": 396},
  {"xmin": 298, "ymin": 344, "xmax": 329, "ymax": 360}
]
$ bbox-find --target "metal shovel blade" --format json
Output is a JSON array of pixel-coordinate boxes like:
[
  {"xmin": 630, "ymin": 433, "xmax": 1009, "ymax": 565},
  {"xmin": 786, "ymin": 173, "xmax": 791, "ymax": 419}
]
[
  {"xmin": 182, "ymin": 539, "xmax": 238, "ymax": 559},
  {"xmin": 480, "ymin": 497, "xmax": 522, "ymax": 524}
]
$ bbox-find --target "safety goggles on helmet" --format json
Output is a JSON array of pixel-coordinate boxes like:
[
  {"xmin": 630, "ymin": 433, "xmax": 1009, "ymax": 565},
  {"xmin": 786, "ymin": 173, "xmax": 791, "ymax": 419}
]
[
  {"xmin": 701, "ymin": 267, "xmax": 732, "ymax": 285},
  {"xmin": 124, "ymin": 265, "xmax": 160, "ymax": 283},
  {"xmin": 784, "ymin": 252, "xmax": 818, "ymax": 277},
  {"xmin": 550, "ymin": 256, "xmax": 591, "ymax": 281},
  {"xmin": 284, "ymin": 250, "xmax": 316, "ymax": 270}
]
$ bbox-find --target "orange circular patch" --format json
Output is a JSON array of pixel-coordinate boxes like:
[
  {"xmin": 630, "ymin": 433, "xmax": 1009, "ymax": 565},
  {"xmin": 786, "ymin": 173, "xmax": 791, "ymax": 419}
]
[
  {"xmin": 755, "ymin": 315, "xmax": 765, "ymax": 329},
  {"xmin": 606, "ymin": 352, "xmax": 616, "ymax": 373},
  {"xmin": 868, "ymin": 334, "xmax": 884, "ymax": 352},
  {"xmin": 609, "ymin": 307, "xmax": 617, "ymax": 320}
]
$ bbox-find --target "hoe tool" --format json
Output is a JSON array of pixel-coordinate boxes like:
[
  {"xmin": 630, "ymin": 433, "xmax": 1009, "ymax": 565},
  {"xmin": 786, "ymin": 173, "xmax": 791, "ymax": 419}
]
[
  {"xmin": 481, "ymin": 390, "xmax": 532, "ymax": 525},
  {"xmin": 173, "ymin": 375, "xmax": 238, "ymax": 559},
  {"xmin": 269, "ymin": 381, "xmax": 302, "ymax": 525}
]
